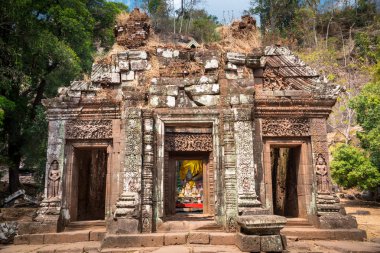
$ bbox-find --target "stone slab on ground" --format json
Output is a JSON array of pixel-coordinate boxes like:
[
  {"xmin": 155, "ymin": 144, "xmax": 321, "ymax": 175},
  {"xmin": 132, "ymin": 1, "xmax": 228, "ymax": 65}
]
[
  {"xmin": 0, "ymin": 241, "xmax": 100, "ymax": 253},
  {"xmin": 282, "ymin": 227, "xmax": 366, "ymax": 241},
  {"xmin": 314, "ymin": 240, "xmax": 380, "ymax": 253}
]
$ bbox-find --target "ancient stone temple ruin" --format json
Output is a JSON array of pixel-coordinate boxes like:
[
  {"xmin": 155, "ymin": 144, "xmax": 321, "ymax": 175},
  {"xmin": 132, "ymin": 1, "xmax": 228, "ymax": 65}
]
[{"xmin": 22, "ymin": 9, "xmax": 364, "ymax": 252}]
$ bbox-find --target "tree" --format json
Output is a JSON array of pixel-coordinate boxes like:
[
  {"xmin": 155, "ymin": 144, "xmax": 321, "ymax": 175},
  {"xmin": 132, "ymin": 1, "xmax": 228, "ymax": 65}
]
[
  {"xmin": 351, "ymin": 79, "xmax": 380, "ymax": 168},
  {"xmin": 0, "ymin": 0, "xmax": 127, "ymax": 193},
  {"xmin": 330, "ymin": 144, "xmax": 380, "ymax": 190}
]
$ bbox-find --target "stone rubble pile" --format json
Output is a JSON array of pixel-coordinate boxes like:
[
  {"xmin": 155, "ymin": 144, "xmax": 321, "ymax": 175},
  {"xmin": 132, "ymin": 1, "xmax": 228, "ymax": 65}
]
[{"xmin": 114, "ymin": 8, "xmax": 150, "ymax": 48}]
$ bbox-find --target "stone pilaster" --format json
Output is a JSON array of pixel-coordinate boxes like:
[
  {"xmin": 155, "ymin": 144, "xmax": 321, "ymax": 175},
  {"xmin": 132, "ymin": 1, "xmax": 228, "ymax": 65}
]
[
  {"xmin": 310, "ymin": 118, "xmax": 357, "ymax": 229},
  {"xmin": 141, "ymin": 110, "xmax": 154, "ymax": 233},
  {"xmin": 28, "ymin": 120, "xmax": 66, "ymax": 234},
  {"xmin": 222, "ymin": 110, "xmax": 238, "ymax": 232},
  {"xmin": 233, "ymin": 108, "xmax": 261, "ymax": 213},
  {"xmin": 310, "ymin": 118, "xmax": 340, "ymax": 214},
  {"xmin": 111, "ymin": 108, "xmax": 142, "ymax": 233}
]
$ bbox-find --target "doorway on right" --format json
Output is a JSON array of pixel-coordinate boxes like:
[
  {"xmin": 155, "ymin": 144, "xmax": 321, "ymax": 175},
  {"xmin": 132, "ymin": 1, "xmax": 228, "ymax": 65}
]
[{"xmin": 270, "ymin": 146, "xmax": 303, "ymax": 218}]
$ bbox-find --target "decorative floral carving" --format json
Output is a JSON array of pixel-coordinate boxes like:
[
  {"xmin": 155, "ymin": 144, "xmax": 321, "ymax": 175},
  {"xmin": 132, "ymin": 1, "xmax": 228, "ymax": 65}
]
[
  {"xmin": 262, "ymin": 118, "xmax": 310, "ymax": 136},
  {"xmin": 227, "ymin": 216, "xmax": 237, "ymax": 232},
  {"xmin": 165, "ymin": 133, "xmax": 212, "ymax": 152},
  {"xmin": 66, "ymin": 120, "xmax": 112, "ymax": 139}
]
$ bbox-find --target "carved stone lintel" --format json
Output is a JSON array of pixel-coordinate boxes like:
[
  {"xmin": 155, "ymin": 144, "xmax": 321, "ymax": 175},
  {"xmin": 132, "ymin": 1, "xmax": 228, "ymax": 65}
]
[
  {"xmin": 165, "ymin": 133, "xmax": 212, "ymax": 152},
  {"xmin": 262, "ymin": 118, "xmax": 310, "ymax": 136},
  {"xmin": 66, "ymin": 120, "xmax": 112, "ymax": 139}
]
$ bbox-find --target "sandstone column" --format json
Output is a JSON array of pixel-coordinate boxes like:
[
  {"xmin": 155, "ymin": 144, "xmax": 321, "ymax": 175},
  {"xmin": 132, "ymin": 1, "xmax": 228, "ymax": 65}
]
[
  {"xmin": 141, "ymin": 110, "xmax": 154, "ymax": 233},
  {"xmin": 233, "ymin": 108, "xmax": 261, "ymax": 213},
  {"xmin": 222, "ymin": 110, "xmax": 238, "ymax": 232},
  {"xmin": 111, "ymin": 108, "xmax": 142, "ymax": 233}
]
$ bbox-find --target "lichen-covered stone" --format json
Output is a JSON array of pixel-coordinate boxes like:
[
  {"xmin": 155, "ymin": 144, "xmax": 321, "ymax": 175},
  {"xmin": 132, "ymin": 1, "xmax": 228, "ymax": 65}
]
[
  {"xmin": 192, "ymin": 95, "xmax": 220, "ymax": 106},
  {"xmin": 149, "ymin": 95, "xmax": 176, "ymax": 108},
  {"xmin": 185, "ymin": 84, "xmax": 220, "ymax": 95},
  {"xmin": 205, "ymin": 59, "xmax": 219, "ymax": 69},
  {"xmin": 128, "ymin": 50, "xmax": 148, "ymax": 60},
  {"xmin": 227, "ymin": 52, "xmax": 246, "ymax": 65},
  {"xmin": 130, "ymin": 60, "xmax": 148, "ymax": 71}
]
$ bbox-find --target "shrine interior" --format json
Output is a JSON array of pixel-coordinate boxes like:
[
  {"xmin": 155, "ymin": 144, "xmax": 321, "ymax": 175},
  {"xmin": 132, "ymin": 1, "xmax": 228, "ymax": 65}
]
[
  {"xmin": 271, "ymin": 147, "xmax": 302, "ymax": 218},
  {"xmin": 74, "ymin": 148, "xmax": 107, "ymax": 221}
]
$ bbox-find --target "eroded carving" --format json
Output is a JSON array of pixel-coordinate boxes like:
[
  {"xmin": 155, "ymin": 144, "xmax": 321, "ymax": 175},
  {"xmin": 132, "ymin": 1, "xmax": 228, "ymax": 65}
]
[
  {"xmin": 66, "ymin": 120, "xmax": 112, "ymax": 139},
  {"xmin": 262, "ymin": 118, "xmax": 310, "ymax": 136},
  {"xmin": 47, "ymin": 160, "xmax": 60, "ymax": 199},
  {"xmin": 316, "ymin": 154, "xmax": 329, "ymax": 193},
  {"xmin": 263, "ymin": 68, "xmax": 295, "ymax": 91},
  {"xmin": 165, "ymin": 133, "xmax": 212, "ymax": 152}
]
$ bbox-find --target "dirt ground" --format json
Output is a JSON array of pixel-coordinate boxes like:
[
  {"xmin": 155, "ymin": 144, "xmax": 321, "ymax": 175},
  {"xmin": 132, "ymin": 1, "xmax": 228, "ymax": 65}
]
[{"xmin": 341, "ymin": 199, "xmax": 380, "ymax": 240}]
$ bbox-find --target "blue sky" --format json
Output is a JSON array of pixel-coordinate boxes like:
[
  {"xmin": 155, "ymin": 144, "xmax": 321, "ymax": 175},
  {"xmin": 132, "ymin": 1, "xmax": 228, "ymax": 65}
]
[{"xmin": 112, "ymin": 0, "xmax": 251, "ymax": 24}]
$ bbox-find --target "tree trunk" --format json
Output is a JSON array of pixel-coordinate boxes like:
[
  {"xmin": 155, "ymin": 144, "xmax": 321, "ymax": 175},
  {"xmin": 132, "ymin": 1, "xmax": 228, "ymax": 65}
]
[{"xmin": 7, "ymin": 120, "xmax": 22, "ymax": 194}]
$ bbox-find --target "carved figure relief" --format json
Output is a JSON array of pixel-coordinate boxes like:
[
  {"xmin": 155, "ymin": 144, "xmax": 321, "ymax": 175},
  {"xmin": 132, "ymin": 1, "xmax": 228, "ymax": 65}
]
[
  {"xmin": 47, "ymin": 160, "xmax": 60, "ymax": 199},
  {"xmin": 165, "ymin": 133, "xmax": 212, "ymax": 152},
  {"xmin": 66, "ymin": 120, "xmax": 112, "ymax": 139},
  {"xmin": 142, "ymin": 212, "xmax": 151, "ymax": 233},
  {"xmin": 316, "ymin": 154, "xmax": 329, "ymax": 193},
  {"xmin": 262, "ymin": 118, "xmax": 310, "ymax": 136}
]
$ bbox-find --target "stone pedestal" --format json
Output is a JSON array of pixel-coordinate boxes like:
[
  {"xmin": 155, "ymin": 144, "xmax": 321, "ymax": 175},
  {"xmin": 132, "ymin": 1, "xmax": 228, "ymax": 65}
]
[
  {"xmin": 108, "ymin": 192, "xmax": 140, "ymax": 234},
  {"xmin": 235, "ymin": 215, "xmax": 287, "ymax": 253},
  {"xmin": 19, "ymin": 199, "xmax": 61, "ymax": 235}
]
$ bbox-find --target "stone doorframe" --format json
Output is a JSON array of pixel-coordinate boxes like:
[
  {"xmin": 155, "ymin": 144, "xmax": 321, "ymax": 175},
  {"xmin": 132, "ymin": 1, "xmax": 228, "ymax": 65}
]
[
  {"xmin": 261, "ymin": 138, "xmax": 314, "ymax": 220},
  {"xmin": 154, "ymin": 110, "xmax": 221, "ymax": 226},
  {"xmin": 62, "ymin": 141, "xmax": 113, "ymax": 223}
]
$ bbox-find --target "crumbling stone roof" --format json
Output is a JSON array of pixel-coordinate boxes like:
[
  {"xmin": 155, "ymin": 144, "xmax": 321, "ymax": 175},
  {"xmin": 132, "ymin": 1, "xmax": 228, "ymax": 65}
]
[{"xmin": 43, "ymin": 10, "xmax": 341, "ymax": 116}]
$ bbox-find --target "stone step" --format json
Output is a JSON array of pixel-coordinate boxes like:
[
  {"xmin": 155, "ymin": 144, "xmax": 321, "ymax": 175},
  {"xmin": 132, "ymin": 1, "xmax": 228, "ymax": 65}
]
[
  {"xmin": 101, "ymin": 232, "xmax": 236, "ymax": 248},
  {"xmin": 65, "ymin": 220, "xmax": 106, "ymax": 231},
  {"xmin": 281, "ymin": 227, "xmax": 366, "ymax": 241},
  {"xmin": 285, "ymin": 218, "xmax": 312, "ymax": 227},
  {"xmin": 157, "ymin": 220, "xmax": 224, "ymax": 232},
  {"xmin": 14, "ymin": 230, "xmax": 106, "ymax": 245}
]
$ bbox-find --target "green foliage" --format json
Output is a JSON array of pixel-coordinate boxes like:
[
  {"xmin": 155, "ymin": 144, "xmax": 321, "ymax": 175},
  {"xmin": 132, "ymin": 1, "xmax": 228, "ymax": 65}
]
[
  {"xmin": 355, "ymin": 32, "xmax": 380, "ymax": 64},
  {"xmin": 330, "ymin": 144, "xmax": 380, "ymax": 190},
  {"xmin": 351, "ymin": 80, "xmax": 380, "ymax": 167},
  {"xmin": 190, "ymin": 10, "xmax": 220, "ymax": 43},
  {"xmin": 0, "ymin": 96, "xmax": 15, "ymax": 127},
  {"xmin": 0, "ymin": 0, "xmax": 127, "ymax": 192}
]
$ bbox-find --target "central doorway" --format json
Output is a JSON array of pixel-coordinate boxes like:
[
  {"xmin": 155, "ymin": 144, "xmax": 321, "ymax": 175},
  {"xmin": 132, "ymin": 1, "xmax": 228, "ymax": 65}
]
[
  {"xmin": 73, "ymin": 148, "xmax": 108, "ymax": 221},
  {"xmin": 164, "ymin": 152, "xmax": 213, "ymax": 217},
  {"xmin": 270, "ymin": 146, "xmax": 303, "ymax": 218}
]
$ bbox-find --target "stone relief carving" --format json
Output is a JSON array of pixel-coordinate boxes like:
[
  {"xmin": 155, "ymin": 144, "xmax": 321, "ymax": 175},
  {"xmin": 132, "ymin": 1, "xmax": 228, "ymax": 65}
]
[
  {"xmin": 227, "ymin": 216, "xmax": 237, "ymax": 232},
  {"xmin": 316, "ymin": 154, "xmax": 329, "ymax": 193},
  {"xmin": 141, "ymin": 211, "xmax": 151, "ymax": 233},
  {"xmin": 263, "ymin": 68, "xmax": 295, "ymax": 91},
  {"xmin": 262, "ymin": 118, "xmax": 310, "ymax": 136},
  {"xmin": 47, "ymin": 160, "xmax": 60, "ymax": 199},
  {"xmin": 234, "ymin": 120, "xmax": 261, "ymax": 208},
  {"xmin": 66, "ymin": 120, "xmax": 112, "ymax": 139},
  {"xmin": 165, "ymin": 133, "xmax": 212, "ymax": 152}
]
